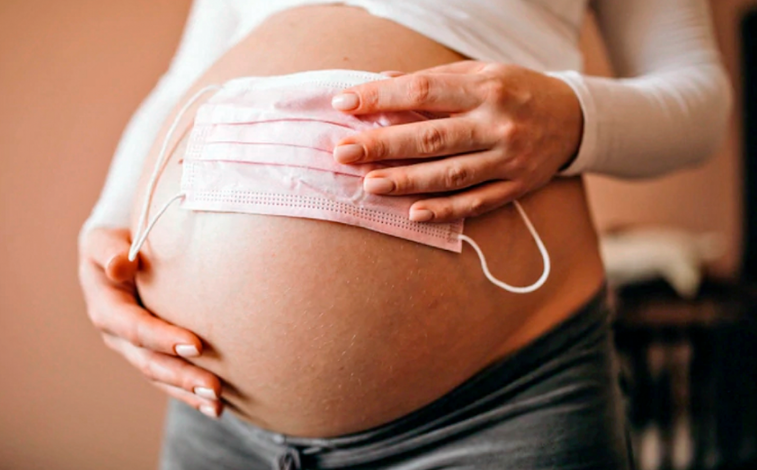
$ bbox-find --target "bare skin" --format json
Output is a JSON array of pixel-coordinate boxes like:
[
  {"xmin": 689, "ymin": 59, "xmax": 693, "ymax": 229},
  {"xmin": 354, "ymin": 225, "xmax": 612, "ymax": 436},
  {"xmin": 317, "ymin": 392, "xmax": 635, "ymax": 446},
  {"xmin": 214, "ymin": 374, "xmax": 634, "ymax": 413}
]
[{"xmin": 129, "ymin": 5, "xmax": 605, "ymax": 437}]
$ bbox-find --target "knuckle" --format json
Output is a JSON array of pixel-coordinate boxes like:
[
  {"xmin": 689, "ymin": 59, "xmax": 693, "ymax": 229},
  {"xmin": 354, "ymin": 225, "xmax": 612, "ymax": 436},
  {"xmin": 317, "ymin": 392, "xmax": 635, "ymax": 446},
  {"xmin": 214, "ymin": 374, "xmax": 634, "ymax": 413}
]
[
  {"xmin": 507, "ymin": 159, "xmax": 527, "ymax": 178},
  {"xmin": 367, "ymin": 137, "xmax": 388, "ymax": 160},
  {"xmin": 444, "ymin": 164, "xmax": 471, "ymax": 189},
  {"xmin": 360, "ymin": 88, "xmax": 379, "ymax": 109},
  {"xmin": 176, "ymin": 364, "xmax": 204, "ymax": 390},
  {"xmin": 483, "ymin": 78, "xmax": 509, "ymax": 104},
  {"xmin": 526, "ymin": 157, "xmax": 540, "ymax": 176},
  {"xmin": 407, "ymin": 75, "xmax": 432, "ymax": 106},
  {"xmin": 513, "ymin": 154, "xmax": 533, "ymax": 175},
  {"xmin": 125, "ymin": 320, "xmax": 146, "ymax": 349},
  {"xmin": 497, "ymin": 122, "xmax": 519, "ymax": 144},
  {"xmin": 85, "ymin": 303, "xmax": 101, "ymax": 324},
  {"xmin": 89, "ymin": 310, "xmax": 106, "ymax": 331},
  {"xmin": 139, "ymin": 358, "xmax": 157, "ymax": 379},
  {"xmin": 418, "ymin": 125, "xmax": 445, "ymax": 155},
  {"xmin": 507, "ymin": 180, "xmax": 527, "ymax": 200},
  {"xmin": 180, "ymin": 372, "xmax": 198, "ymax": 392},
  {"xmin": 433, "ymin": 202, "xmax": 455, "ymax": 220},
  {"xmin": 392, "ymin": 172, "xmax": 413, "ymax": 192},
  {"xmin": 468, "ymin": 197, "xmax": 487, "ymax": 217},
  {"xmin": 459, "ymin": 123, "xmax": 477, "ymax": 145}
]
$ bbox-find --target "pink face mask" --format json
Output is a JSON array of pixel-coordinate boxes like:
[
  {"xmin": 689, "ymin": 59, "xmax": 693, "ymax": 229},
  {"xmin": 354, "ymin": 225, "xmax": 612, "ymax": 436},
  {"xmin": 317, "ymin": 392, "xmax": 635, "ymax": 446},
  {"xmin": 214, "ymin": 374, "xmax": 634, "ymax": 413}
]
[{"xmin": 129, "ymin": 70, "xmax": 549, "ymax": 294}]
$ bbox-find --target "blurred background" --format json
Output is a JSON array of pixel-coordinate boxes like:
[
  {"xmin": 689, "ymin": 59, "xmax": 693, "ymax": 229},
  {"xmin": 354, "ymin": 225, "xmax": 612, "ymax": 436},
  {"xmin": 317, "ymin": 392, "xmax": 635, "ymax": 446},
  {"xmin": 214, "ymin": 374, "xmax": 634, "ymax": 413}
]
[{"xmin": 0, "ymin": 0, "xmax": 755, "ymax": 469}]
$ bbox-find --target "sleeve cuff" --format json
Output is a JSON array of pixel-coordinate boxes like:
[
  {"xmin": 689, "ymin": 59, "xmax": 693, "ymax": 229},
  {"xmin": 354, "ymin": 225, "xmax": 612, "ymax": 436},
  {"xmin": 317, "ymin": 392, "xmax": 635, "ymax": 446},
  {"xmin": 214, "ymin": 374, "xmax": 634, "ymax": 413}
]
[{"xmin": 545, "ymin": 70, "xmax": 599, "ymax": 177}]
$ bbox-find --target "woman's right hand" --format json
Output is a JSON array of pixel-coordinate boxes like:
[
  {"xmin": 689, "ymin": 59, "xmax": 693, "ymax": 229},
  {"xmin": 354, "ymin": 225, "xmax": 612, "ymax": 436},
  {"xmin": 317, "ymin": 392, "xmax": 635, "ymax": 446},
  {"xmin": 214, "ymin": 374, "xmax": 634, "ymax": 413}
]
[{"xmin": 78, "ymin": 227, "xmax": 223, "ymax": 418}]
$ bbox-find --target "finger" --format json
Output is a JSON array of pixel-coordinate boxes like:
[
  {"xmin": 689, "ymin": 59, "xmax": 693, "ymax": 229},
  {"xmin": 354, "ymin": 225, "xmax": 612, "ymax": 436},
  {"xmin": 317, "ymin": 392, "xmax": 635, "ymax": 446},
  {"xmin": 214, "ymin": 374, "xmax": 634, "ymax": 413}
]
[
  {"xmin": 379, "ymin": 70, "xmax": 406, "ymax": 77},
  {"xmin": 334, "ymin": 117, "xmax": 496, "ymax": 164},
  {"xmin": 80, "ymin": 261, "xmax": 203, "ymax": 357},
  {"xmin": 408, "ymin": 180, "xmax": 525, "ymax": 223},
  {"xmin": 153, "ymin": 383, "xmax": 223, "ymax": 419},
  {"xmin": 103, "ymin": 334, "xmax": 222, "ymax": 402},
  {"xmin": 416, "ymin": 60, "xmax": 488, "ymax": 75},
  {"xmin": 332, "ymin": 73, "xmax": 485, "ymax": 114},
  {"xmin": 105, "ymin": 252, "xmax": 138, "ymax": 284},
  {"xmin": 83, "ymin": 228, "xmax": 138, "ymax": 283},
  {"xmin": 362, "ymin": 151, "xmax": 505, "ymax": 196}
]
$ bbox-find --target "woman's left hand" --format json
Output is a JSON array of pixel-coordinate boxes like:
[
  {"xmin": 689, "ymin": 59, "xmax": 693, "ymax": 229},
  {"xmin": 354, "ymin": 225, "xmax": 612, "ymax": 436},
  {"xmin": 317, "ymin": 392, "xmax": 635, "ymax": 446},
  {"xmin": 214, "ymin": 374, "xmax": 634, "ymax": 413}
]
[{"xmin": 331, "ymin": 61, "xmax": 584, "ymax": 223}]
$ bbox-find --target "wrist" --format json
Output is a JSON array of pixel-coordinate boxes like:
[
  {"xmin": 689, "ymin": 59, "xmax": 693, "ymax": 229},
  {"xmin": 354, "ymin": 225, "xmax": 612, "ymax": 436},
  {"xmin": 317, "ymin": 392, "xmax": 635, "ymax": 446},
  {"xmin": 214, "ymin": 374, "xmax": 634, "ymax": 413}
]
[
  {"xmin": 551, "ymin": 75, "xmax": 584, "ymax": 172},
  {"xmin": 544, "ymin": 70, "xmax": 598, "ymax": 177}
]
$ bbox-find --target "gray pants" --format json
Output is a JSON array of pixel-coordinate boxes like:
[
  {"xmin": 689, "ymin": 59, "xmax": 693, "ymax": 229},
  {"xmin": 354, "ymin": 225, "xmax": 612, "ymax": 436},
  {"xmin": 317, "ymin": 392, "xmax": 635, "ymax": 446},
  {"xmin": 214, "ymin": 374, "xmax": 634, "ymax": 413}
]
[{"xmin": 160, "ymin": 288, "xmax": 633, "ymax": 469}]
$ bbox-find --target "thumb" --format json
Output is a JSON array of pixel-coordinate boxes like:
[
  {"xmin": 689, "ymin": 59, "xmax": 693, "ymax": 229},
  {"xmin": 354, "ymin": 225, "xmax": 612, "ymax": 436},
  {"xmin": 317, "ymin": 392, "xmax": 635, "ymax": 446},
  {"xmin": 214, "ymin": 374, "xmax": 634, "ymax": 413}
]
[
  {"xmin": 83, "ymin": 227, "xmax": 138, "ymax": 283},
  {"xmin": 105, "ymin": 251, "xmax": 138, "ymax": 284}
]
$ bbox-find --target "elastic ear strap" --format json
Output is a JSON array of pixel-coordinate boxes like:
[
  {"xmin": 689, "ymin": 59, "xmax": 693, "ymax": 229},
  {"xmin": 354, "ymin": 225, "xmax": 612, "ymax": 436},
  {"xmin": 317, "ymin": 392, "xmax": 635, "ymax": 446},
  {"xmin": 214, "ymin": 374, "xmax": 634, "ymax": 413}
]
[
  {"xmin": 128, "ymin": 194, "xmax": 184, "ymax": 261},
  {"xmin": 459, "ymin": 200, "xmax": 550, "ymax": 294},
  {"xmin": 129, "ymin": 84, "xmax": 222, "ymax": 261}
]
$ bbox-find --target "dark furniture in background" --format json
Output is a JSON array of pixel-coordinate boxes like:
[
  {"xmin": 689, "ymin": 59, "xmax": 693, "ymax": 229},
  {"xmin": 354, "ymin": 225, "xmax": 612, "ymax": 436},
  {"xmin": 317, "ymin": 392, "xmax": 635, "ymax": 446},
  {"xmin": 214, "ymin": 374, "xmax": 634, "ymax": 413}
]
[
  {"xmin": 610, "ymin": 9, "xmax": 757, "ymax": 469},
  {"xmin": 614, "ymin": 281, "xmax": 757, "ymax": 470}
]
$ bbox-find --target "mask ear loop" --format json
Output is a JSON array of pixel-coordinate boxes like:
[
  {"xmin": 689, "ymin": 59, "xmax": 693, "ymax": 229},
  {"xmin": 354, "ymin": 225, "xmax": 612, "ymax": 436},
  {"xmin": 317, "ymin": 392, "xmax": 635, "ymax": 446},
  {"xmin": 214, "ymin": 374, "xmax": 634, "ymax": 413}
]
[
  {"xmin": 128, "ymin": 84, "xmax": 223, "ymax": 262},
  {"xmin": 458, "ymin": 200, "xmax": 550, "ymax": 294}
]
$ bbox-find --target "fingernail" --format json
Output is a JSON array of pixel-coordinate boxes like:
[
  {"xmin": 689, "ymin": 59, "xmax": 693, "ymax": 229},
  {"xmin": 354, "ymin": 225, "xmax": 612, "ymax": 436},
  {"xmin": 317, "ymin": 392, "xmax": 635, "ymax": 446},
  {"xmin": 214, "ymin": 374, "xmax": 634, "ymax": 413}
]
[
  {"xmin": 105, "ymin": 254, "xmax": 120, "ymax": 270},
  {"xmin": 363, "ymin": 177, "xmax": 395, "ymax": 194},
  {"xmin": 410, "ymin": 209, "xmax": 434, "ymax": 222},
  {"xmin": 332, "ymin": 93, "xmax": 359, "ymax": 110},
  {"xmin": 194, "ymin": 387, "xmax": 218, "ymax": 400},
  {"xmin": 105, "ymin": 254, "xmax": 129, "ymax": 281},
  {"xmin": 175, "ymin": 344, "xmax": 200, "ymax": 358},
  {"xmin": 199, "ymin": 405, "xmax": 218, "ymax": 419},
  {"xmin": 380, "ymin": 70, "xmax": 405, "ymax": 77},
  {"xmin": 333, "ymin": 144, "xmax": 365, "ymax": 163}
]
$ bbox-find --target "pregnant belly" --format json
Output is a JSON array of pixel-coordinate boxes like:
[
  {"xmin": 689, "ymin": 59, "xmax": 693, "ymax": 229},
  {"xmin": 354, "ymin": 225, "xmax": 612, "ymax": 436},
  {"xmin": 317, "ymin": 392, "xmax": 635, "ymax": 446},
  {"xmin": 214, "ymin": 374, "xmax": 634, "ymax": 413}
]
[{"xmin": 133, "ymin": 5, "xmax": 605, "ymax": 437}]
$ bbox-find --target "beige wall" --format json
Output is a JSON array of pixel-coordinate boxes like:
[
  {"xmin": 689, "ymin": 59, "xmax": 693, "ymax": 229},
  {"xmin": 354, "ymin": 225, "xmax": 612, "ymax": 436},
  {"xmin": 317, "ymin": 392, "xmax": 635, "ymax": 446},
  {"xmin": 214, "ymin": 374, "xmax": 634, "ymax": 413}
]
[
  {"xmin": 0, "ymin": 1, "xmax": 749, "ymax": 469},
  {"xmin": 0, "ymin": 1, "xmax": 192, "ymax": 468},
  {"xmin": 583, "ymin": 0, "xmax": 756, "ymax": 278}
]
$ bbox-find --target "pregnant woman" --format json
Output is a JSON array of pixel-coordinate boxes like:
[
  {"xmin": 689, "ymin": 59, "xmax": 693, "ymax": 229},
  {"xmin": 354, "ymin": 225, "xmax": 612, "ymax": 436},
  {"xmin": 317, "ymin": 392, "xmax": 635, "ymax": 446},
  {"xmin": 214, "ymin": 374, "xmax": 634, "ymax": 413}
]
[{"xmin": 78, "ymin": 1, "xmax": 731, "ymax": 468}]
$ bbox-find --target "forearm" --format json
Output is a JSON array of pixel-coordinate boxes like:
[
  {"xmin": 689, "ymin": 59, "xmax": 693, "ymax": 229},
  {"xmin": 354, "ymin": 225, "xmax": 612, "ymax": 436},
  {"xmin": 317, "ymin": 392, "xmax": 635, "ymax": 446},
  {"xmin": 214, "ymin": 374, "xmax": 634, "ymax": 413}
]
[
  {"xmin": 549, "ymin": 0, "xmax": 733, "ymax": 179},
  {"xmin": 550, "ymin": 64, "xmax": 732, "ymax": 177}
]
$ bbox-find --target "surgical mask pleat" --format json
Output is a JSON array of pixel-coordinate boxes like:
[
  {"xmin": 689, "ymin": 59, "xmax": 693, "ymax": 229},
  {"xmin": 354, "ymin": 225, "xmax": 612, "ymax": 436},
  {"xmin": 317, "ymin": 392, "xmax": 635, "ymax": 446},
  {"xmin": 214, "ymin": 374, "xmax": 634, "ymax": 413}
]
[{"xmin": 127, "ymin": 71, "xmax": 551, "ymax": 295}]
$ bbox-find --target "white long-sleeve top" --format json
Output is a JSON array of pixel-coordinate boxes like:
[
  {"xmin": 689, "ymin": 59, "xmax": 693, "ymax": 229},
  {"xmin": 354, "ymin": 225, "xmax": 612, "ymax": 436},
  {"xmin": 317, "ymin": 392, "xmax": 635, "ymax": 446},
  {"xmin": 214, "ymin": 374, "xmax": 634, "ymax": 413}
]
[{"xmin": 83, "ymin": 0, "xmax": 733, "ymax": 232}]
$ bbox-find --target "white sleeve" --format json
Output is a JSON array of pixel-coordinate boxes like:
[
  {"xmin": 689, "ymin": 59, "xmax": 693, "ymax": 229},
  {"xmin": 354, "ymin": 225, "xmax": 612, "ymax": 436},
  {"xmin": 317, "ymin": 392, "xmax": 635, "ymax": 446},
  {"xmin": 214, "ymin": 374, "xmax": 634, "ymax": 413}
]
[
  {"xmin": 81, "ymin": 0, "xmax": 237, "ymax": 234},
  {"xmin": 547, "ymin": 0, "xmax": 733, "ymax": 178}
]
